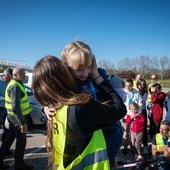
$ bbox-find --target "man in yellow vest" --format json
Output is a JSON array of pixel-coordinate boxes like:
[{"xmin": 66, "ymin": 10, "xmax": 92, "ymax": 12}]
[
  {"xmin": 0, "ymin": 67, "xmax": 33, "ymax": 170},
  {"xmin": 152, "ymin": 120, "xmax": 170, "ymax": 170}
]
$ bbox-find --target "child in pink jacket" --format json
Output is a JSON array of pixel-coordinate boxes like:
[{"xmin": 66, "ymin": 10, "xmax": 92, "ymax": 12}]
[{"xmin": 126, "ymin": 103, "xmax": 145, "ymax": 162}]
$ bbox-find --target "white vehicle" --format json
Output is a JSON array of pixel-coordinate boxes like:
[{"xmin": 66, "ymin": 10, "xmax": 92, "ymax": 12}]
[
  {"xmin": 0, "ymin": 82, "xmax": 46, "ymax": 129},
  {"xmin": 23, "ymin": 72, "xmax": 33, "ymax": 88}
]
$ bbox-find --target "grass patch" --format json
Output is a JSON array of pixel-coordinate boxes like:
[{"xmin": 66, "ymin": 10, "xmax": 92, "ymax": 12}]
[{"xmin": 146, "ymin": 79, "xmax": 170, "ymax": 88}]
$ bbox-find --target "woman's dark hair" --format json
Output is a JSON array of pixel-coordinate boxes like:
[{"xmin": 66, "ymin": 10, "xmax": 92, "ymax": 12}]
[
  {"xmin": 33, "ymin": 55, "xmax": 91, "ymax": 108},
  {"xmin": 33, "ymin": 55, "xmax": 91, "ymax": 166},
  {"xmin": 136, "ymin": 77, "xmax": 148, "ymax": 93}
]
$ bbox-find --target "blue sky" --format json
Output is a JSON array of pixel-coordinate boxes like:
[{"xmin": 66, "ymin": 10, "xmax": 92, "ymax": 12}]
[{"xmin": 0, "ymin": 0, "xmax": 170, "ymax": 68}]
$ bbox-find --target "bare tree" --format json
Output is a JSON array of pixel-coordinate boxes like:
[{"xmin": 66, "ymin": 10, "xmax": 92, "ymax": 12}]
[
  {"xmin": 138, "ymin": 55, "xmax": 151, "ymax": 78},
  {"xmin": 159, "ymin": 55, "xmax": 169, "ymax": 79},
  {"xmin": 97, "ymin": 60, "xmax": 115, "ymax": 75},
  {"xmin": 117, "ymin": 60, "xmax": 125, "ymax": 71},
  {"xmin": 150, "ymin": 56, "xmax": 159, "ymax": 70}
]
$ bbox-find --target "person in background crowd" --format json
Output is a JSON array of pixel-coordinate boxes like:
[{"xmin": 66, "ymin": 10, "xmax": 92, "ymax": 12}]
[
  {"xmin": 136, "ymin": 77, "xmax": 149, "ymax": 154},
  {"xmin": 147, "ymin": 74, "xmax": 160, "ymax": 102},
  {"xmin": 126, "ymin": 103, "xmax": 145, "ymax": 161},
  {"xmin": 43, "ymin": 41, "xmax": 125, "ymax": 167},
  {"xmin": 33, "ymin": 55, "xmax": 126, "ymax": 170},
  {"xmin": 122, "ymin": 78, "xmax": 143, "ymax": 155},
  {"xmin": 164, "ymin": 90, "xmax": 170, "ymax": 120},
  {"xmin": 0, "ymin": 67, "xmax": 33, "ymax": 170},
  {"xmin": 152, "ymin": 120, "xmax": 170, "ymax": 170},
  {"xmin": 109, "ymin": 74, "xmax": 126, "ymax": 102},
  {"xmin": 0, "ymin": 68, "xmax": 13, "ymax": 156},
  {"xmin": 149, "ymin": 83, "xmax": 166, "ymax": 138},
  {"xmin": 133, "ymin": 73, "xmax": 141, "ymax": 89}
]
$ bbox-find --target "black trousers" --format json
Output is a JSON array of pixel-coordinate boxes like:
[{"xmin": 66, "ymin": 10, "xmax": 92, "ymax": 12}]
[
  {"xmin": 149, "ymin": 120, "xmax": 160, "ymax": 138},
  {"xmin": 142, "ymin": 109, "xmax": 148, "ymax": 146},
  {"xmin": 0, "ymin": 119, "xmax": 26, "ymax": 166},
  {"xmin": 0, "ymin": 107, "xmax": 8, "ymax": 142}
]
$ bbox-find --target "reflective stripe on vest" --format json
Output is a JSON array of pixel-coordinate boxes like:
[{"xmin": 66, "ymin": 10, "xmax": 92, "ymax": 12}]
[
  {"xmin": 156, "ymin": 133, "xmax": 170, "ymax": 150},
  {"xmin": 5, "ymin": 79, "xmax": 31, "ymax": 116},
  {"xmin": 53, "ymin": 105, "xmax": 110, "ymax": 170}
]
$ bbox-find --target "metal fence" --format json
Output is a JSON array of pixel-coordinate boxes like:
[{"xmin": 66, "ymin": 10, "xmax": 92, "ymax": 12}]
[{"xmin": 0, "ymin": 58, "xmax": 33, "ymax": 71}]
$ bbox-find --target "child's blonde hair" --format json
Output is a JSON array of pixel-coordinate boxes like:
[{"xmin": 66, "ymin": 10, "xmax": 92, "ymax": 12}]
[
  {"xmin": 61, "ymin": 41, "xmax": 93, "ymax": 70},
  {"xmin": 129, "ymin": 102, "xmax": 139, "ymax": 110}
]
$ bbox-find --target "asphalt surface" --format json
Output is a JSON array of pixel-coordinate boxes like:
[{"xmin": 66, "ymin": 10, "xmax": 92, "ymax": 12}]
[
  {"xmin": 0, "ymin": 125, "xmax": 48, "ymax": 170},
  {"xmin": 0, "ymin": 107, "xmax": 167, "ymax": 170}
]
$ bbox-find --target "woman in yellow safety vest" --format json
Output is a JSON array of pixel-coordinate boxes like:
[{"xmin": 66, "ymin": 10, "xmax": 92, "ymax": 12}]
[{"xmin": 33, "ymin": 55, "xmax": 126, "ymax": 170}]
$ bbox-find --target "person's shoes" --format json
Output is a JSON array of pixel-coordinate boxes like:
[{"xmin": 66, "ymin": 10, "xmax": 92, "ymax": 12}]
[
  {"xmin": 122, "ymin": 149, "xmax": 127, "ymax": 155},
  {"xmin": 0, "ymin": 163, "xmax": 10, "ymax": 169},
  {"xmin": 143, "ymin": 146, "xmax": 149, "ymax": 154},
  {"xmin": 136, "ymin": 155, "xmax": 144, "ymax": 162},
  {"xmin": 15, "ymin": 163, "xmax": 33, "ymax": 170}
]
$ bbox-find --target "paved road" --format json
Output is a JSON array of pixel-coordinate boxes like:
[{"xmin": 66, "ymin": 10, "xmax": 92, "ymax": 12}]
[
  {"xmin": 0, "ymin": 125, "xmax": 48, "ymax": 170},
  {"xmin": 0, "ymin": 107, "xmax": 167, "ymax": 170}
]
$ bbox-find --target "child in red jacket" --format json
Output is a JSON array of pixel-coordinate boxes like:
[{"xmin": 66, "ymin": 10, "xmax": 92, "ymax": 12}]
[
  {"xmin": 126, "ymin": 103, "xmax": 145, "ymax": 161},
  {"xmin": 149, "ymin": 83, "xmax": 166, "ymax": 138}
]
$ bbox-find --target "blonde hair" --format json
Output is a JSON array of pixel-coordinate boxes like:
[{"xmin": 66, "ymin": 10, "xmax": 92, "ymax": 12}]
[
  {"xmin": 129, "ymin": 102, "xmax": 139, "ymax": 110},
  {"xmin": 62, "ymin": 41, "xmax": 93, "ymax": 70}
]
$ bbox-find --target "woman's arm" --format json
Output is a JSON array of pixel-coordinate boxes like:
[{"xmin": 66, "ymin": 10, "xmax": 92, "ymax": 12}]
[
  {"xmin": 142, "ymin": 92, "xmax": 148, "ymax": 103},
  {"xmin": 75, "ymin": 80, "xmax": 127, "ymax": 134}
]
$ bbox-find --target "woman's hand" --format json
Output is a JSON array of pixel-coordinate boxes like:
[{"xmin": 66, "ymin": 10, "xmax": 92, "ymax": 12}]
[{"xmin": 44, "ymin": 106, "xmax": 56, "ymax": 121}]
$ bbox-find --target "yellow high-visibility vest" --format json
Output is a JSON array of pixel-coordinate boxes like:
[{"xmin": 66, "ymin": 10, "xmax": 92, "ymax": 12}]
[
  {"xmin": 156, "ymin": 133, "xmax": 170, "ymax": 150},
  {"xmin": 5, "ymin": 79, "xmax": 31, "ymax": 116},
  {"xmin": 53, "ymin": 105, "xmax": 110, "ymax": 170}
]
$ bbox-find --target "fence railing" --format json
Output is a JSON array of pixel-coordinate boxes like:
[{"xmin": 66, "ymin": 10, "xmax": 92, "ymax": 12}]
[{"xmin": 0, "ymin": 58, "xmax": 33, "ymax": 71}]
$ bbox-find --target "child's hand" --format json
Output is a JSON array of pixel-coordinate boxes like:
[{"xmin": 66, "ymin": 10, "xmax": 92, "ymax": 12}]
[
  {"xmin": 131, "ymin": 113, "xmax": 139, "ymax": 119},
  {"xmin": 90, "ymin": 55, "xmax": 100, "ymax": 79},
  {"xmin": 150, "ymin": 86, "xmax": 156, "ymax": 93},
  {"xmin": 135, "ymin": 113, "xmax": 140, "ymax": 118},
  {"xmin": 131, "ymin": 112, "xmax": 136, "ymax": 119}
]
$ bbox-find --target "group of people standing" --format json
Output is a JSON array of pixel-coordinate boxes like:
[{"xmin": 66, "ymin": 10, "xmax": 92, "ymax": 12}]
[
  {"xmin": 40, "ymin": 41, "xmax": 170, "ymax": 169},
  {"xmin": 0, "ymin": 40, "xmax": 170, "ymax": 170},
  {"xmin": 121, "ymin": 73, "xmax": 169, "ymax": 162},
  {"xmin": 0, "ymin": 68, "xmax": 33, "ymax": 170}
]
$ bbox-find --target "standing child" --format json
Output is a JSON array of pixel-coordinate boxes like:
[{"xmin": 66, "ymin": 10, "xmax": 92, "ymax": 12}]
[
  {"xmin": 126, "ymin": 103, "xmax": 145, "ymax": 161},
  {"xmin": 136, "ymin": 78, "xmax": 149, "ymax": 154},
  {"xmin": 122, "ymin": 78, "xmax": 142, "ymax": 155},
  {"xmin": 149, "ymin": 83, "xmax": 166, "ymax": 138}
]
